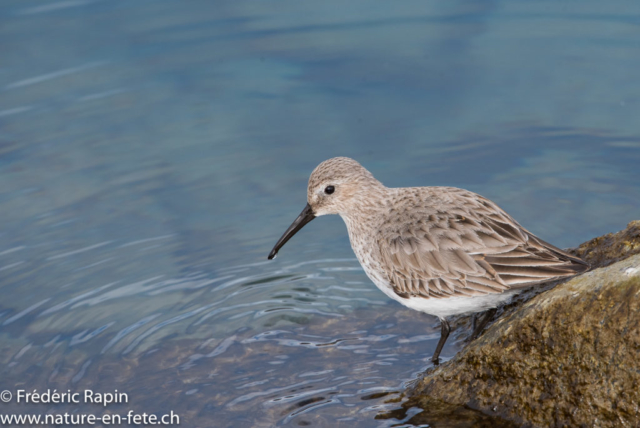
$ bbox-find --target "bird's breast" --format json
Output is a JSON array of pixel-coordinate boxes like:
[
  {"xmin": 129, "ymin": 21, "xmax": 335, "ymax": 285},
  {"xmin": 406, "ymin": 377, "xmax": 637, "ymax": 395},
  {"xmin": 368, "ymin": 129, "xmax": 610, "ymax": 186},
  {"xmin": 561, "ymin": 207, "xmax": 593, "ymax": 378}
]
[{"xmin": 340, "ymin": 214, "xmax": 398, "ymax": 299}]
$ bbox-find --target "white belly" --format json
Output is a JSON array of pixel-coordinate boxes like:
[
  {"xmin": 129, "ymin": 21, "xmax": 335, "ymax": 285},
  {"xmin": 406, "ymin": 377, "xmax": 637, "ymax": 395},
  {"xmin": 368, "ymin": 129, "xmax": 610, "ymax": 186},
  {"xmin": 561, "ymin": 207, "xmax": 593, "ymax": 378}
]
[
  {"xmin": 360, "ymin": 262, "xmax": 519, "ymax": 319},
  {"xmin": 399, "ymin": 290, "xmax": 519, "ymax": 319},
  {"xmin": 345, "ymin": 221, "xmax": 518, "ymax": 320}
]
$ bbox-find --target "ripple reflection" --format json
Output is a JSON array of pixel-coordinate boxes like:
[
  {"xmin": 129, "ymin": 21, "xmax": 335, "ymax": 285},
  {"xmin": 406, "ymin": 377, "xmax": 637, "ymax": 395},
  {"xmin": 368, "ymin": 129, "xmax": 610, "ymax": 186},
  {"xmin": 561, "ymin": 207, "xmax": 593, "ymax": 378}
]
[{"xmin": 1, "ymin": 233, "xmax": 458, "ymax": 427}]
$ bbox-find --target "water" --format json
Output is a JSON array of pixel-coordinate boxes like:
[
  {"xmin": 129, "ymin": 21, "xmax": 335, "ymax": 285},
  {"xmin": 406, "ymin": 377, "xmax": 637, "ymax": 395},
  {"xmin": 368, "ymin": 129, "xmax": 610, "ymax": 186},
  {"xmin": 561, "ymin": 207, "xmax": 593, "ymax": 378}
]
[{"xmin": 1, "ymin": 1, "xmax": 639, "ymax": 426}]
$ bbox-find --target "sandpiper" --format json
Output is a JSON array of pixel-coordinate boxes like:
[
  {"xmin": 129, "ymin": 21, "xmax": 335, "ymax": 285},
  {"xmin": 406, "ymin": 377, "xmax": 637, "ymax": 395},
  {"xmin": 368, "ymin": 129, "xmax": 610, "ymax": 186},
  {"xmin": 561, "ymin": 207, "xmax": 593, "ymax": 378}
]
[{"xmin": 268, "ymin": 157, "xmax": 589, "ymax": 363}]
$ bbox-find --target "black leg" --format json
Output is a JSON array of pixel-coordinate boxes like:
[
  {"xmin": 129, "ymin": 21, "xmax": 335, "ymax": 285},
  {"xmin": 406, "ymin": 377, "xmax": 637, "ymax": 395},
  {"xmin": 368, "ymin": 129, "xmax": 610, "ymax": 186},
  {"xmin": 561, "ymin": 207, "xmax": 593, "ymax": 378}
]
[
  {"xmin": 469, "ymin": 308, "xmax": 497, "ymax": 341},
  {"xmin": 431, "ymin": 318, "xmax": 450, "ymax": 365}
]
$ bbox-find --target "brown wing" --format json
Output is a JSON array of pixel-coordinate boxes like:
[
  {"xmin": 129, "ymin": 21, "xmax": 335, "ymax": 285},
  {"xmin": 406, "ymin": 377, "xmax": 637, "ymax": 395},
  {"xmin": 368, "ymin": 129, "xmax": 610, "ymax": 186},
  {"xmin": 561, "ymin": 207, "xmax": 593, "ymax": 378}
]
[{"xmin": 376, "ymin": 188, "xmax": 589, "ymax": 299}]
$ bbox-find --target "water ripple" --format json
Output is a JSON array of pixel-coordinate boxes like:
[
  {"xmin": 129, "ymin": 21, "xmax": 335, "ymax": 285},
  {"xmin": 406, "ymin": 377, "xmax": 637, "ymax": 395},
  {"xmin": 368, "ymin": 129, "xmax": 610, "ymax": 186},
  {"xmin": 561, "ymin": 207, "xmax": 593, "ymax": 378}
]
[
  {"xmin": 4, "ymin": 61, "xmax": 108, "ymax": 89},
  {"xmin": 1, "ymin": 231, "xmax": 429, "ymax": 426}
]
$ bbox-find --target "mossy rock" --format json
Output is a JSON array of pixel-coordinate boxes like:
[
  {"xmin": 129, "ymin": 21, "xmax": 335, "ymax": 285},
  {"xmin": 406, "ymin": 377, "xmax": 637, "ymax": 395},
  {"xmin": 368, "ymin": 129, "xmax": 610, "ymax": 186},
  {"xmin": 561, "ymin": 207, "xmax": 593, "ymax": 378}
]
[
  {"xmin": 406, "ymin": 221, "xmax": 640, "ymax": 427},
  {"xmin": 569, "ymin": 220, "xmax": 640, "ymax": 268}
]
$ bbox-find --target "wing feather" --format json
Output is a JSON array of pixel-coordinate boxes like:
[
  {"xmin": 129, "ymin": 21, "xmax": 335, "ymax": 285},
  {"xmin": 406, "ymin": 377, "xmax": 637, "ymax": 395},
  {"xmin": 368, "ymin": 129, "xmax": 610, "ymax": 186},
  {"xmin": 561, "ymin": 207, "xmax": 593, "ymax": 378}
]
[{"xmin": 375, "ymin": 188, "xmax": 589, "ymax": 300}]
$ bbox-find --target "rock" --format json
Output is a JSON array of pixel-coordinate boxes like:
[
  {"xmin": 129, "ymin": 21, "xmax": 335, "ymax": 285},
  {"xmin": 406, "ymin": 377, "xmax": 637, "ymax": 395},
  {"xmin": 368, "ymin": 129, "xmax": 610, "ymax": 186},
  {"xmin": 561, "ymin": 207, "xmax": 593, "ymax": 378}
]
[
  {"xmin": 568, "ymin": 220, "xmax": 640, "ymax": 268},
  {"xmin": 403, "ymin": 222, "xmax": 640, "ymax": 427}
]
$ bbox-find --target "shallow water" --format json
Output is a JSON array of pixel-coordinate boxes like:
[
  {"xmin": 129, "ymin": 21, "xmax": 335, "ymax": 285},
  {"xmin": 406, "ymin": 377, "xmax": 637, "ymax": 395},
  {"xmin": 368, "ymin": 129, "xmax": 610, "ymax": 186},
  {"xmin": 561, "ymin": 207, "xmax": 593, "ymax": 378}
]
[{"xmin": 1, "ymin": 1, "xmax": 639, "ymax": 426}]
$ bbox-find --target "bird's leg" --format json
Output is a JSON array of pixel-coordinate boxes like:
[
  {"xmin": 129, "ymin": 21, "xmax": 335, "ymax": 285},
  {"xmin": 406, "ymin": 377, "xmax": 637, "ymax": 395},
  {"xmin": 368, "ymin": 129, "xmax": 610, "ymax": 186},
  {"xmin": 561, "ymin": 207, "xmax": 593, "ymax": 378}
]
[
  {"xmin": 431, "ymin": 318, "xmax": 450, "ymax": 365},
  {"xmin": 469, "ymin": 308, "xmax": 497, "ymax": 341}
]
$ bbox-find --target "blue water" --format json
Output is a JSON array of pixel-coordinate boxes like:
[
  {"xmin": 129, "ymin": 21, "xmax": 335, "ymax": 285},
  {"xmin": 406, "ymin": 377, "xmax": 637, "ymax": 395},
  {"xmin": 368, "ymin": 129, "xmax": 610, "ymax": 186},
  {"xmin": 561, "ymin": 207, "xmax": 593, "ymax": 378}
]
[{"xmin": 1, "ymin": 1, "xmax": 639, "ymax": 426}]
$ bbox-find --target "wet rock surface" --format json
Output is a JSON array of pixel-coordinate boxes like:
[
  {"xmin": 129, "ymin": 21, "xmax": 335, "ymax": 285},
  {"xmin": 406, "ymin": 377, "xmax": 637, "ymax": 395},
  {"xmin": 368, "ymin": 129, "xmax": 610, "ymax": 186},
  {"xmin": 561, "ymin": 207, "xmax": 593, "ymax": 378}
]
[{"xmin": 405, "ymin": 221, "xmax": 640, "ymax": 427}]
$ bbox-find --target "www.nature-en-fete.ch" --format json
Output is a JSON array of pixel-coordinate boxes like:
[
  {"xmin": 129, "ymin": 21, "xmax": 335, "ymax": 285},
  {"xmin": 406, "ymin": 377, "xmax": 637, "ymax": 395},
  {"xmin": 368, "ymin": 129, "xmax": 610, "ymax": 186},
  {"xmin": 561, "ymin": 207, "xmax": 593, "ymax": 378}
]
[{"xmin": 1, "ymin": 389, "xmax": 180, "ymax": 425}]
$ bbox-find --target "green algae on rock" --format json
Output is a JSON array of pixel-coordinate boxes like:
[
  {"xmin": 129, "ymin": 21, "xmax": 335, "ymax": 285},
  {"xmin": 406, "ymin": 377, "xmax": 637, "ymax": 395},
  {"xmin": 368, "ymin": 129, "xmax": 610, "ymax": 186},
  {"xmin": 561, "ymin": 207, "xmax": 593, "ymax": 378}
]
[{"xmin": 406, "ymin": 223, "xmax": 640, "ymax": 427}]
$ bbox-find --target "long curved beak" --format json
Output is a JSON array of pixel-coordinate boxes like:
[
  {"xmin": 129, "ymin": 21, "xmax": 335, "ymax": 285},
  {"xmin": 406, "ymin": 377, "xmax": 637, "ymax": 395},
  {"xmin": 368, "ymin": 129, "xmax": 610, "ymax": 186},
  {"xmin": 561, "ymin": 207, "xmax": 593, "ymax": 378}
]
[{"xmin": 268, "ymin": 203, "xmax": 315, "ymax": 260}]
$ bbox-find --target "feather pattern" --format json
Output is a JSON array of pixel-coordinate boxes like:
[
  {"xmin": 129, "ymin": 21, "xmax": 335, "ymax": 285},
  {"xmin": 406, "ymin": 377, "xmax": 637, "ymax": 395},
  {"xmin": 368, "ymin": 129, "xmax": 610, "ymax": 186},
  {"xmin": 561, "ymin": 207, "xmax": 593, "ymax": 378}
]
[{"xmin": 373, "ymin": 187, "xmax": 589, "ymax": 299}]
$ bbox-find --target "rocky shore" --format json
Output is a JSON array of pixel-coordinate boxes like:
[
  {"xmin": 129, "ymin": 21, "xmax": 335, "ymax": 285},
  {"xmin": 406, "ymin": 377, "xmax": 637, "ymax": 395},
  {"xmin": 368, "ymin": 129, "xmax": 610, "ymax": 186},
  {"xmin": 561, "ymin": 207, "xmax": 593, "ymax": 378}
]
[{"xmin": 403, "ymin": 220, "xmax": 640, "ymax": 427}]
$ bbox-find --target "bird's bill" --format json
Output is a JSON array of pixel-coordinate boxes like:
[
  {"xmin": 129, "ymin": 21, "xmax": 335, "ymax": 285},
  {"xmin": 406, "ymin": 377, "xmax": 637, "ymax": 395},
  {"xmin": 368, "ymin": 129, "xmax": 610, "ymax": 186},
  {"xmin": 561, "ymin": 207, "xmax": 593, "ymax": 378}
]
[{"xmin": 268, "ymin": 203, "xmax": 315, "ymax": 260}]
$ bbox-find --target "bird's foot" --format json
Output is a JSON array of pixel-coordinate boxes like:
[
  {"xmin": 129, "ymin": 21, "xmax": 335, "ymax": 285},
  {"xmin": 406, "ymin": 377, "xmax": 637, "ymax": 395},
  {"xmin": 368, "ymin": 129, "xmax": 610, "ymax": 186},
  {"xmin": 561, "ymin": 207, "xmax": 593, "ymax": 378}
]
[{"xmin": 468, "ymin": 308, "xmax": 498, "ymax": 342}]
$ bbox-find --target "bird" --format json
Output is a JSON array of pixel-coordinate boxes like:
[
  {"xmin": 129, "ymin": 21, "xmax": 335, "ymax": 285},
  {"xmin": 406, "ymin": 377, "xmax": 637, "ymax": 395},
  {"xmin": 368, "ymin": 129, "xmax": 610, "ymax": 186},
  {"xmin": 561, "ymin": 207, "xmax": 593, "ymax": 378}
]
[{"xmin": 267, "ymin": 157, "xmax": 589, "ymax": 364}]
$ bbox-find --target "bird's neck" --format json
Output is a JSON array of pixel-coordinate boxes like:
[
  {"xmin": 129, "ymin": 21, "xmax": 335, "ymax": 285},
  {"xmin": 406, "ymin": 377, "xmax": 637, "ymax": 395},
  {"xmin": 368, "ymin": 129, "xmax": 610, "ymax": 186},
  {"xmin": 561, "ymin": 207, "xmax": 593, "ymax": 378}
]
[{"xmin": 339, "ymin": 184, "xmax": 392, "ymax": 236}]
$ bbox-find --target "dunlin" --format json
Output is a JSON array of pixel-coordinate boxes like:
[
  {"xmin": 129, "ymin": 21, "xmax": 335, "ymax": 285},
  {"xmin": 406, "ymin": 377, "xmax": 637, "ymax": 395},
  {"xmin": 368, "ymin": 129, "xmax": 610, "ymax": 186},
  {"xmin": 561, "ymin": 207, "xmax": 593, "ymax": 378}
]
[{"xmin": 268, "ymin": 157, "xmax": 589, "ymax": 363}]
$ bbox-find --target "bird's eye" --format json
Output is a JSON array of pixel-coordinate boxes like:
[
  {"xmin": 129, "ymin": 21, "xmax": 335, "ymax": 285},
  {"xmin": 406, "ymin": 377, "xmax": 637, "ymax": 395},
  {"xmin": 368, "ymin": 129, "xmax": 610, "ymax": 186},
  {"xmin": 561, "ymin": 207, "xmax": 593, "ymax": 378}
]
[{"xmin": 324, "ymin": 185, "xmax": 335, "ymax": 195}]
